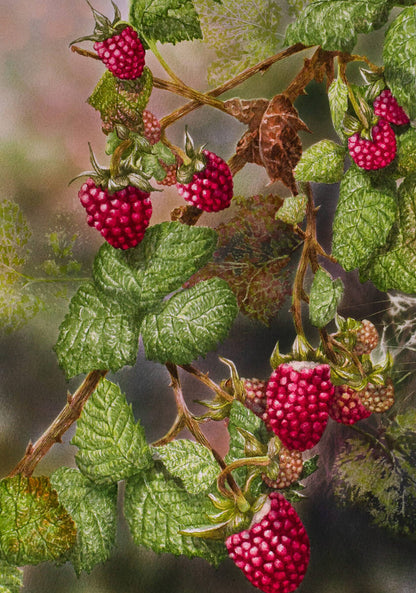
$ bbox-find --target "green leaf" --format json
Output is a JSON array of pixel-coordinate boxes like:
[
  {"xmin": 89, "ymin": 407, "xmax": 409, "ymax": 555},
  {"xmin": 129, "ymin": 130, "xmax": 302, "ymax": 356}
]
[
  {"xmin": 129, "ymin": 0, "xmax": 202, "ymax": 46},
  {"xmin": 226, "ymin": 400, "xmax": 263, "ymax": 486},
  {"xmin": 54, "ymin": 282, "xmax": 140, "ymax": 378},
  {"xmin": 328, "ymin": 74, "xmax": 349, "ymax": 139},
  {"xmin": 0, "ymin": 476, "xmax": 76, "ymax": 566},
  {"xmin": 71, "ymin": 379, "xmax": 152, "ymax": 484},
  {"xmin": 396, "ymin": 128, "xmax": 416, "ymax": 178},
  {"xmin": 364, "ymin": 174, "xmax": 416, "ymax": 293},
  {"xmin": 285, "ymin": 0, "xmax": 391, "ymax": 52},
  {"xmin": 276, "ymin": 194, "xmax": 307, "ymax": 225},
  {"xmin": 0, "ymin": 200, "xmax": 30, "ymax": 269},
  {"xmin": 152, "ymin": 141, "xmax": 176, "ymax": 166},
  {"xmin": 156, "ymin": 440, "xmax": 220, "ymax": 494},
  {"xmin": 141, "ymin": 278, "xmax": 238, "ymax": 365},
  {"xmin": 383, "ymin": 7, "xmax": 416, "ymax": 120},
  {"xmin": 332, "ymin": 166, "xmax": 397, "ymax": 271},
  {"xmin": 93, "ymin": 222, "xmax": 218, "ymax": 313},
  {"xmin": 309, "ymin": 269, "xmax": 344, "ymax": 327},
  {"xmin": 194, "ymin": 0, "xmax": 282, "ymax": 85},
  {"xmin": 294, "ymin": 140, "xmax": 346, "ymax": 183},
  {"xmin": 0, "ymin": 562, "xmax": 23, "ymax": 593},
  {"xmin": 124, "ymin": 464, "xmax": 227, "ymax": 565},
  {"xmin": 50, "ymin": 468, "xmax": 117, "ymax": 576}
]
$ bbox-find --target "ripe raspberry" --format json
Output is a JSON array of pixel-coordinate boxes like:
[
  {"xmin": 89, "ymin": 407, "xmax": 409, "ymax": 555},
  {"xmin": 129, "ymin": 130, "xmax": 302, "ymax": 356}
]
[
  {"xmin": 373, "ymin": 89, "xmax": 410, "ymax": 126},
  {"xmin": 243, "ymin": 378, "xmax": 268, "ymax": 419},
  {"xmin": 348, "ymin": 118, "xmax": 396, "ymax": 170},
  {"xmin": 94, "ymin": 26, "xmax": 145, "ymax": 80},
  {"xmin": 142, "ymin": 110, "xmax": 161, "ymax": 145},
  {"xmin": 328, "ymin": 384, "xmax": 371, "ymax": 425},
  {"xmin": 265, "ymin": 362, "xmax": 334, "ymax": 452},
  {"xmin": 262, "ymin": 447, "xmax": 303, "ymax": 489},
  {"xmin": 176, "ymin": 150, "xmax": 233, "ymax": 212},
  {"xmin": 353, "ymin": 319, "xmax": 379, "ymax": 356},
  {"xmin": 79, "ymin": 178, "xmax": 152, "ymax": 249},
  {"xmin": 226, "ymin": 492, "xmax": 310, "ymax": 593},
  {"xmin": 359, "ymin": 379, "xmax": 395, "ymax": 413}
]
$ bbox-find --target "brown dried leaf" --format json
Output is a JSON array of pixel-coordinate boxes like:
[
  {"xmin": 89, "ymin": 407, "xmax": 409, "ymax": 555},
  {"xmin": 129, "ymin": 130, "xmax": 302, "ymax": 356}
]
[{"xmin": 224, "ymin": 98, "xmax": 269, "ymax": 127}]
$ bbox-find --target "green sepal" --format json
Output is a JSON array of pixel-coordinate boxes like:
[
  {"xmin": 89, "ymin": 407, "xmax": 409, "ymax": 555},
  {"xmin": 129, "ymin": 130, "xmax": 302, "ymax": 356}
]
[
  {"xmin": 309, "ymin": 269, "xmax": 344, "ymax": 328},
  {"xmin": 270, "ymin": 341, "xmax": 292, "ymax": 370}
]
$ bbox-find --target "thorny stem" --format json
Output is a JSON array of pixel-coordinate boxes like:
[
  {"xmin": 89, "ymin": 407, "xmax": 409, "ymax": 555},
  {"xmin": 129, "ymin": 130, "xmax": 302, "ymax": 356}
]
[{"xmin": 180, "ymin": 364, "xmax": 234, "ymax": 402}]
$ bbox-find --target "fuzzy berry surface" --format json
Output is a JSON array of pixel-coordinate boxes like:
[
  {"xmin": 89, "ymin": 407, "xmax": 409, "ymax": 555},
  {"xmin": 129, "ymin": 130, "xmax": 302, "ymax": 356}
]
[
  {"xmin": 373, "ymin": 89, "xmax": 410, "ymax": 126},
  {"xmin": 359, "ymin": 379, "xmax": 395, "ymax": 413},
  {"xmin": 226, "ymin": 492, "xmax": 310, "ymax": 593},
  {"xmin": 353, "ymin": 319, "xmax": 379, "ymax": 356},
  {"xmin": 94, "ymin": 26, "xmax": 145, "ymax": 80},
  {"xmin": 328, "ymin": 384, "xmax": 372, "ymax": 425},
  {"xmin": 243, "ymin": 378, "xmax": 268, "ymax": 419},
  {"xmin": 348, "ymin": 118, "xmax": 396, "ymax": 171},
  {"xmin": 176, "ymin": 150, "xmax": 233, "ymax": 212},
  {"xmin": 266, "ymin": 362, "xmax": 334, "ymax": 452},
  {"xmin": 142, "ymin": 110, "xmax": 161, "ymax": 145},
  {"xmin": 262, "ymin": 447, "xmax": 303, "ymax": 489},
  {"xmin": 79, "ymin": 178, "xmax": 152, "ymax": 249}
]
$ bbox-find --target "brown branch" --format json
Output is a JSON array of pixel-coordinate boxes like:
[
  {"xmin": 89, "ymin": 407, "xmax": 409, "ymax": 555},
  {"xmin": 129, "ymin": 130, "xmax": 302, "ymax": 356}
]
[
  {"xmin": 180, "ymin": 364, "xmax": 234, "ymax": 402},
  {"xmin": 8, "ymin": 370, "xmax": 107, "ymax": 477}
]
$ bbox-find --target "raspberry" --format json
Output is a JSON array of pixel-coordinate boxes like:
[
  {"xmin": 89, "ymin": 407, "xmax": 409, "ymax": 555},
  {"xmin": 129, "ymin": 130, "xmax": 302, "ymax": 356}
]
[
  {"xmin": 94, "ymin": 26, "xmax": 145, "ymax": 80},
  {"xmin": 359, "ymin": 379, "xmax": 395, "ymax": 413},
  {"xmin": 79, "ymin": 178, "xmax": 152, "ymax": 249},
  {"xmin": 373, "ymin": 89, "xmax": 410, "ymax": 126},
  {"xmin": 328, "ymin": 384, "xmax": 372, "ymax": 425},
  {"xmin": 243, "ymin": 378, "xmax": 268, "ymax": 419},
  {"xmin": 157, "ymin": 162, "xmax": 178, "ymax": 186},
  {"xmin": 262, "ymin": 447, "xmax": 303, "ymax": 489},
  {"xmin": 353, "ymin": 319, "xmax": 379, "ymax": 356},
  {"xmin": 348, "ymin": 118, "xmax": 396, "ymax": 170},
  {"xmin": 142, "ymin": 110, "xmax": 161, "ymax": 145},
  {"xmin": 176, "ymin": 150, "xmax": 233, "ymax": 212},
  {"xmin": 265, "ymin": 362, "xmax": 334, "ymax": 452},
  {"xmin": 226, "ymin": 492, "xmax": 310, "ymax": 593}
]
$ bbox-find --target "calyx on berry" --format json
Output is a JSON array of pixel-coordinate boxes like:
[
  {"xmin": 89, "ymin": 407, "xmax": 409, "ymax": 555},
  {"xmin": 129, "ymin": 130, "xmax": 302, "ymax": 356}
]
[
  {"xmin": 70, "ymin": 1, "xmax": 127, "ymax": 45},
  {"xmin": 175, "ymin": 128, "xmax": 207, "ymax": 185}
]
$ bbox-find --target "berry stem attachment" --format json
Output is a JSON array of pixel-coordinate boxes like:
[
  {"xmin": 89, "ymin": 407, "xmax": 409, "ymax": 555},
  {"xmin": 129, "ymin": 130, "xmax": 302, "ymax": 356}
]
[
  {"xmin": 217, "ymin": 457, "xmax": 270, "ymax": 505},
  {"xmin": 70, "ymin": 45, "xmax": 101, "ymax": 60},
  {"xmin": 110, "ymin": 138, "xmax": 133, "ymax": 178}
]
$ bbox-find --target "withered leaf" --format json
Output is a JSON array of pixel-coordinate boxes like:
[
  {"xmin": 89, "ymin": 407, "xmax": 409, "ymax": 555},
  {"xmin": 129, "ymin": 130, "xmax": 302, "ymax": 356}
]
[{"xmin": 228, "ymin": 98, "xmax": 269, "ymax": 168}]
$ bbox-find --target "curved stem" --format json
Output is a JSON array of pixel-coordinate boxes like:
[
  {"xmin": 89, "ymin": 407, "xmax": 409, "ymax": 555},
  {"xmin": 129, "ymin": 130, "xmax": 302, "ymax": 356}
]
[
  {"xmin": 180, "ymin": 364, "xmax": 234, "ymax": 403},
  {"xmin": 217, "ymin": 457, "xmax": 270, "ymax": 503}
]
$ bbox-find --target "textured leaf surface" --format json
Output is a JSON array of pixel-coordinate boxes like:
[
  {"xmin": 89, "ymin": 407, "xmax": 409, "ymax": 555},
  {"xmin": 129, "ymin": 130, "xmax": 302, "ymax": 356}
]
[
  {"xmin": 0, "ymin": 476, "xmax": 76, "ymax": 566},
  {"xmin": 332, "ymin": 166, "xmax": 397, "ymax": 271},
  {"xmin": 0, "ymin": 562, "xmax": 22, "ymax": 593},
  {"xmin": 141, "ymin": 278, "xmax": 238, "ymax": 365},
  {"xmin": 93, "ymin": 222, "xmax": 218, "ymax": 312},
  {"xmin": 396, "ymin": 128, "xmax": 416, "ymax": 178},
  {"xmin": 156, "ymin": 440, "xmax": 220, "ymax": 494},
  {"xmin": 294, "ymin": 140, "xmax": 346, "ymax": 183},
  {"xmin": 124, "ymin": 464, "xmax": 227, "ymax": 565},
  {"xmin": 226, "ymin": 401, "xmax": 264, "ymax": 486},
  {"xmin": 186, "ymin": 195, "xmax": 299, "ymax": 326},
  {"xmin": 276, "ymin": 194, "xmax": 307, "ymax": 225},
  {"xmin": 55, "ymin": 282, "xmax": 140, "ymax": 378},
  {"xmin": 285, "ymin": 0, "xmax": 391, "ymax": 52},
  {"xmin": 309, "ymin": 269, "xmax": 344, "ymax": 327},
  {"xmin": 51, "ymin": 468, "xmax": 117, "ymax": 575},
  {"xmin": 129, "ymin": 0, "xmax": 202, "ymax": 46},
  {"xmin": 365, "ymin": 174, "xmax": 416, "ymax": 292},
  {"xmin": 194, "ymin": 0, "xmax": 282, "ymax": 85},
  {"xmin": 328, "ymin": 74, "xmax": 349, "ymax": 139},
  {"xmin": 72, "ymin": 379, "xmax": 152, "ymax": 484},
  {"xmin": 383, "ymin": 7, "xmax": 416, "ymax": 120}
]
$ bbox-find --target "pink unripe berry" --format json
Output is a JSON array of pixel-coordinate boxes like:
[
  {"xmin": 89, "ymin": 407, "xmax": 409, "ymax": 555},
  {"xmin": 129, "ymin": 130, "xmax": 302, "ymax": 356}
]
[{"xmin": 373, "ymin": 89, "xmax": 410, "ymax": 126}]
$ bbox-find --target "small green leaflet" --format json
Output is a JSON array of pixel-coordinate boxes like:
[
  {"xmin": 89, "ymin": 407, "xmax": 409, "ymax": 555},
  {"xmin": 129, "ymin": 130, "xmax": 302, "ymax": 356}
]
[
  {"xmin": 54, "ymin": 282, "xmax": 141, "ymax": 379},
  {"xmin": 285, "ymin": 0, "xmax": 391, "ymax": 53},
  {"xmin": 51, "ymin": 468, "xmax": 117, "ymax": 576},
  {"xmin": 0, "ymin": 562, "xmax": 23, "ymax": 593},
  {"xmin": 71, "ymin": 379, "xmax": 152, "ymax": 484},
  {"xmin": 332, "ymin": 166, "xmax": 397, "ymax": 271},
  {"xmin": 124, "ymin": 463, "xmax": 227, "ymax": 565},
  {"xmin": 328, "ymin": 74, "xmax": 349, "ymax": 140},
  {"xmin": 276, "ymin": 194, "xmax": 307, "ymax": 225},
  {"xmin": 0, "ymin": 476, "xmax": 76, "ymax": 566},
  {"xmin": 396, "ymin": 128, "xmax": 416, "ymax": 178},
  {"xmin": 383, "ymin": 7, "xmax": 416, "ymax": 120},
  {"xmin": 156, "ymin": 440, "xmax": 220, "ymax": 494},
  {"xmin": 129, "ymin": 0, "xmax": 202, "ymax": 46},
  {"xmin": 309, "ymin": 269, "xmax": 344, "ymax": 328},
  {"xmin": 141, "ymin": 278, "xmax": 238, "ymax": 365},
  {"xmin": 364, "ymin": 174, "xmax": 416, "ymax": 293},
  {"xmin": 226, "ymin": 400, "xmax": 263, "ymax": 486},
  {"xmin": 294, "ymin": 140, "xmax": 346, "ymax": 183}
]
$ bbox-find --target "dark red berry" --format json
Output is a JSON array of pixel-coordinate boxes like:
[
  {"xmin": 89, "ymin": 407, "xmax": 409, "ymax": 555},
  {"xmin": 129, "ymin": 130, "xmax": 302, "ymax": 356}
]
[
  {"xmin": 348, "ymin": 118, "xmax": 396, "ymax": 170},
  {"xmin": 79, "ymin": 178, "xmax": 152, "ymax": 249},
  {"xmin": 226, "ymin": 492, "xmax": 310, "ymax": 593},
  {"xmin": 373, "ymin": 90, "xmax": 410, "ymax": 126},
  {"xmin": 243, "ymin": 378, "xmax": 268, "ymax": 419},
  {"xmin": 176, "ymin": 150, "xmax": 233, "ymax": 212},
  {"xmin": 328, "ymin": 384, "xmax": 372, "ymax": 425},
  {"xmin": 94, "ymin": 26, "xmax": 145, "ymax": 80}
]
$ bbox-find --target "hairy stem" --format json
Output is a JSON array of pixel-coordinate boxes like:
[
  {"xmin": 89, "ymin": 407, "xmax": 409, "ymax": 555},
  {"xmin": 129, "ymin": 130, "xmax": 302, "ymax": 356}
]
[{"xmin": 180, "ymin": 364, "xmax": 234, "ymax": 402}]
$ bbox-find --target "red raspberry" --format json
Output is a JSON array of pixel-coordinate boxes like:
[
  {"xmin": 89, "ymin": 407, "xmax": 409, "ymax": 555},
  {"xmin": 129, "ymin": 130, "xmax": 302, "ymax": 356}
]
[
  {"xmin": 348, "ymin": 119, "xmax": 396, "ymax": 170},
  {"xmin": 142, "ymin": 110, "xmax": 161, "ymax": 145},
  {"xmin": 79, "ymin": 178, "xmax": 152, "ymax": 249},
  {"xmin": 226, "ymin": 492, "xmax": 310, "ymax": 593},
  {"xmin": 373, "ymin": 90, "xmax": 410, "ymax": 126},
  {"xmin": 243, "ymin": 378, "xmax": 268, "ymax": 419},
  {"xmin": 265, "ymin": 362, "xmax": 334, "ymax": 452},
  {"xmin": 157, "ymin": 162, "xmax": 178, "ymax": 186},
  {"xmin": 262, "ymin": 447, "xmax": 303, "ymax": 489},
  {"xmin": 94, "ymin": 26, "xmax": 145, "ymax": 80},
  {"xmin": 353, "ymin": 319, "xmax": 379, "ymax": 356},
  {"xmin": 359, "ymin": 379, "xmax": 395, "ymax": 413},
  {"xmin": 176, "ymin": 150, "xmax": 233, "ymax": 212},
  {"xmin": 328, "ymin": 384, "xmax": 371, "ymax": 425}
]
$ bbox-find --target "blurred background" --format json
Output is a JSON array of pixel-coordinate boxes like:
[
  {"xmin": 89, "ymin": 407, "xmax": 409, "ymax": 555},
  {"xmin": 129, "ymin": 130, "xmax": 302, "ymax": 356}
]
[{"xmin": 1, "ymin": 1, "xmax": 416, "ymax": 591}]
